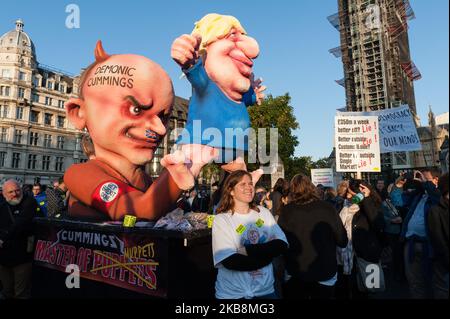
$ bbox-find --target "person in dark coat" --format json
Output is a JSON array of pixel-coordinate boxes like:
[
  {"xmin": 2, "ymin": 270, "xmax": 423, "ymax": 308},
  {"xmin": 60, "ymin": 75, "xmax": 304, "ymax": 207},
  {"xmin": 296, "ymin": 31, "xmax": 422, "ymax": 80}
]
[
  {"xmin": 400, "ymin": 169, "xmax": 441, "ymax": 299},
  {"xmin": 0, "ymin": 179, "xmax": 38, "ymax": 299},
  {"xmin": 335, "ymin": 179, "xmax": 385, "ymax": 299},
  {"xmin": 278, "ymin": 174, "xmax": 348, "ymax": 299},
  {"xmin": 428, "ymin": 172, "xmax": 449, "ymax": 299}
]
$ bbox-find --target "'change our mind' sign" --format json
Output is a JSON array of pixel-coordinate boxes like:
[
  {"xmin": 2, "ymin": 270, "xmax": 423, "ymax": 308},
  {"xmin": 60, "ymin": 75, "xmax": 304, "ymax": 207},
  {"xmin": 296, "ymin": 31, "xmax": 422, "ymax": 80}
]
[{"xmin": 337, "ymin": 105, "xmax": 422, "ymax": 153}]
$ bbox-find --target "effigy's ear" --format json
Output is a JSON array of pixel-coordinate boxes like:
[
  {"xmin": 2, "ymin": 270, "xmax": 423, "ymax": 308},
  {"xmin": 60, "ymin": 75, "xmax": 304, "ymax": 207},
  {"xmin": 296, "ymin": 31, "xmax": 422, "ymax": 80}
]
[{"xmin": 66, "ymin": 98, "xmax": 87, "ymax": 130}]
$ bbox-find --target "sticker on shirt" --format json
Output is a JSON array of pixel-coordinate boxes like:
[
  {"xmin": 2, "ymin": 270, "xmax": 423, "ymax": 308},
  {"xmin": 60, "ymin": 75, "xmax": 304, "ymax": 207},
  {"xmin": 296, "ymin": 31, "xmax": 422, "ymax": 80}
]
[
  {"xmin": 255, "ymin": 218, "xmax": 264, "ymax": 227},
  {"xmin": 241, "ymin": 225, "xmax": 268, "ymax": 246},
  {"xmin": 236, "ymin": 224, "xmax": 246, "ymax": 235},
  {"xmin": 99, "ymin": 182, "xmax": 120, "ymax": 203}
]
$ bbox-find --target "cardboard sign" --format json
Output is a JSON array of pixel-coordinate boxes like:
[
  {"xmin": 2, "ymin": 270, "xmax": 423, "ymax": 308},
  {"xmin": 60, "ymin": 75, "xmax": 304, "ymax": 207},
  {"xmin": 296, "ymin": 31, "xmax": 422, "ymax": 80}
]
[
  {"xmin": 311, "ymin": 168, "xmax": 335, "ymax": 188},
  {"xmin": 335, "ymin": 116, "xmax": 381, "ymax": 172},
  {"xmin": 337, "ymin": 105, "xmax": 421, "ymax": 153}
]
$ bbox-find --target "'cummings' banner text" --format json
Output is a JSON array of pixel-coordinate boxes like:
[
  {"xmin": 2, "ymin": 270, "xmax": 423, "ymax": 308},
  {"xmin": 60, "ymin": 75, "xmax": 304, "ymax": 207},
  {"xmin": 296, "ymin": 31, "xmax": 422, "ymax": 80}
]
[{"xmin": 34, "ymin": 226, "xmax": 165, "ymax": 297}]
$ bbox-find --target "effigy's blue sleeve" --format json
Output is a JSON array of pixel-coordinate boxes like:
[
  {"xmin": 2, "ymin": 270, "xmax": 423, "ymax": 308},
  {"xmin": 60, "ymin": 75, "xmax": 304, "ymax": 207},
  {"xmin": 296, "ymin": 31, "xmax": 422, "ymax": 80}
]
[
  {"xmin": 242, "ymin": 86, "xmax": 256, "ymax": 106},
  {"xmin": 185, "ymin": 59, "xmax": 208, "ymax": 94}
]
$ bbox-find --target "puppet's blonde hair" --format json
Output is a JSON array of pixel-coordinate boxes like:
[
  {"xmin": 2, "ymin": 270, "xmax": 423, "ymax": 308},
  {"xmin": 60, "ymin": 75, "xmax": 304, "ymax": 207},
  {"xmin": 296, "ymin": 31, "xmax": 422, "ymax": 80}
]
[{"xmin": 192, "ymin": 13, "xmax": 246, "ymax": 54}]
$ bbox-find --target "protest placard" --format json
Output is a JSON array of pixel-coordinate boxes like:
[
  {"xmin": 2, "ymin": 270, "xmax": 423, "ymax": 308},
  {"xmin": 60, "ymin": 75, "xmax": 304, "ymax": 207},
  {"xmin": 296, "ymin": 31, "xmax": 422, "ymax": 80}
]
[
  {"xmin": 337, "ymin": 105, "xmax": 421, "ymax": 153},
  {"xmin": 335, "ymin": 115, "xmax": 381, "ymax": 172},
  {"xmin": 311, "ymin": 168, "xmax": 335, "ymax": 188}
]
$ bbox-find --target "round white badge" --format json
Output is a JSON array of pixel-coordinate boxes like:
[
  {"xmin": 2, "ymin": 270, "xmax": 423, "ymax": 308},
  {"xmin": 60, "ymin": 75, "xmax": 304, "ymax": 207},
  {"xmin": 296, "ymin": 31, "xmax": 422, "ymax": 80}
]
[{"xmin": 99, "ymin": 182, "xmax": 119, "ymax": 203}]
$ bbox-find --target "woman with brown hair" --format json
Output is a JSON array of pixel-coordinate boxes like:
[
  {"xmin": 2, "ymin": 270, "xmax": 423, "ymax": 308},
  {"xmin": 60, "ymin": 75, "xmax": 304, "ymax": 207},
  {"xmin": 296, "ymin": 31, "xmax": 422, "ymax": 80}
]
[
  {"xmin": 212, "ymin": 170, "xmax": 288, "ymax": 299},
  {"xmin": 278, "ymin": 174, "xmax": 348, "ymax": 299}
]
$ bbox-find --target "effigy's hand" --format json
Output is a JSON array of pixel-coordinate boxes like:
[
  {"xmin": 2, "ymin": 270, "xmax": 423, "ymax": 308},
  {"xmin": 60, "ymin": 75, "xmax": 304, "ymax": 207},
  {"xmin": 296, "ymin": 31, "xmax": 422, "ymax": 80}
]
[
  {"xmin": 250, "ymin": 168, "xmax": 264, "ymax": 185},
  {"xmin": 181, "ymin": 144, "xmax": 219, "ymax": 178},
  {"xmin": 171, "ymin": 34, "xmax": 202, "ymax": 70},
  {"xmin": 251, "ymin": 73, "xmax": 266, "ymax": 105},
  {"xmin": 221, "ymin": 157, "xmax": 247, "ymax": 173},
  {"xmin": 161, "ymin": 150, "xmax": 195, "ymax": 190},
  {"xmin": 221, "ymin": 157, "xmax": 264, "ymax": 184}
]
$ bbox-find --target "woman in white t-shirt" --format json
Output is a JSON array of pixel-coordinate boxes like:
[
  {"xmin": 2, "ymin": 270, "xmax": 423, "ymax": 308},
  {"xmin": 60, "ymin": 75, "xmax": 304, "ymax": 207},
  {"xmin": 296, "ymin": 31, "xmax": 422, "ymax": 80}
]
[{"xmin": 212, "ymin": 170, "xmax": 288, "ymax": 299}]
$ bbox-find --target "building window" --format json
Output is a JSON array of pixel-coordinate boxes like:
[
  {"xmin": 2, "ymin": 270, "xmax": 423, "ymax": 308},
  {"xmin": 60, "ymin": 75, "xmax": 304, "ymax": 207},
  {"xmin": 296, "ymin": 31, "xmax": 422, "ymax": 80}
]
[
  {"xmin": 30, "ymin": 110, "xmax": 39, "ymax": 123},
  {"xmin": 16, "ymin": 107, "xmax": 23, "ymax": 119},
  {"xmin": 31, "ymin": 93, "xmax": 39, "ymax": 103},
  {"xmin": 55, "ymin": 157, "xmax": 64, "ymax": 172},
  {"xmin": 42, "ymin": 155, "xmax": 50, "ymax": 171},
  {"xmin": 33, "ymin": 76, "xmax": 39, "ymax": 87},
  {"xmin": 27, "ymin": 154, "xmax": 37, "ymax": 169},
  {"xmin": 0, "ymin": 127, "xmax": 7, "ymax": 142},
  {"xmin": 57, "ymin": 116, "xmax": 65, "ymax": 128},
  {"xmin": 44, "ymin": 113, "xmax": 53, "ymax": 126},
  {"xmin": 58, "ymin": 100, "xmax": 65, "ymax": 109},
  {"xmin": 29, "ymin": 132, "xmax": 39, "ymax": 146},
  {"xmin": 47, "ymin": 81, "xmax": 53, "ymax": 90},
  {"xmin": 19, "ymin": 72, "xmax": 26, "ymax": 81},
  {"xmin": 0, "ymin": 86, "xmax": 10, "ymax": 96},
  {"xmin": 44, "ymin": 134, "xmax": 52, "ymax": 148},
  {"xmin": 12, "ymin": 153, "xmax": 20, "ymax": 169},
  {"xmin": 14, "ymin": 129, "xmax": 23, "ymax": 144},
  {"xmin": 59, "ymin": 85, "xmax": 65, "ymax": 93},
  {"xmin": 57, "ymin": 136, "xmax": 65, "ymax": 149},
  {"xmin": 0, "ymin": 151, "xmax": 6, "ymax": 167},
  {"xmin": 1, "ymin": 105, "xmax": 8, "ymax": 118},
  {"xmin": 1, "ymin": 69, "xmax": 11, "ymax": 78},
  {"xmin": 18, "ymin": 88, "xmax": 25, "ymax": 99},
  {"xmin": 45, "ymin": 97, "xmax": 53, "ymax": 106}
]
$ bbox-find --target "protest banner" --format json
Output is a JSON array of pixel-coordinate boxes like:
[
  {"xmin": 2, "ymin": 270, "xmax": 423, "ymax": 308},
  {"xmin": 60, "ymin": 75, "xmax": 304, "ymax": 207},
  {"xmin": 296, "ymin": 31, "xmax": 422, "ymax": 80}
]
[
  {"xmin": 335, "ymin": 115, "xmax": 381, "ymax": 172},
  {"xmin": 311, "ymin": 168, "xmax": 335, "ymax": 188},
  {"xmin": 337, "ymin": 105, "xmax": 421, "ymax": 153}
]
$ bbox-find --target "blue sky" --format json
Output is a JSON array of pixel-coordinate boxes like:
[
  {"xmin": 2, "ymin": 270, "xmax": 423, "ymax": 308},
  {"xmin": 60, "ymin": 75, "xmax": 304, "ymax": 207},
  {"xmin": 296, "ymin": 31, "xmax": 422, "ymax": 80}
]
[{"xmin": 1, "ymin": 0, "xmax": 448, "ymax": 160}]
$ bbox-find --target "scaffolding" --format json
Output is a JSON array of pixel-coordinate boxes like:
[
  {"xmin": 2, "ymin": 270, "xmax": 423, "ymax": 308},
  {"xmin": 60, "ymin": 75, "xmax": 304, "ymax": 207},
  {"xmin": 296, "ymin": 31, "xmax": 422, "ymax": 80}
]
[
  {"xmin": 329, "ymin": 0, "xmax": 420, "ymax": 113},
  {"xmin": 401, "ymin": 61, "xmax": 422, "ymax": 81},
  {"xmin": 329, "ymin": 46, "xmax": 342, "ymax": 58},
  {"xmin": 335, "ymin": 78, "xmax": 345, "ymax": 87},
  {"xmin": 327, "ymin": 13, "xmax": 341, "ymax": 31},
  {"xmin": 387, "ymin": 0, "xmax": 415, "ymax": 40}
]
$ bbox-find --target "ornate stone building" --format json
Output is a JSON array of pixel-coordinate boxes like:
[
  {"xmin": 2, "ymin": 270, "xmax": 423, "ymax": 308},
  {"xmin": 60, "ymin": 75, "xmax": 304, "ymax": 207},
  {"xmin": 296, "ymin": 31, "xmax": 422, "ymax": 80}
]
[{"xmin": 0, "ymin": 19, "xmax": 84, "ymax": 186}]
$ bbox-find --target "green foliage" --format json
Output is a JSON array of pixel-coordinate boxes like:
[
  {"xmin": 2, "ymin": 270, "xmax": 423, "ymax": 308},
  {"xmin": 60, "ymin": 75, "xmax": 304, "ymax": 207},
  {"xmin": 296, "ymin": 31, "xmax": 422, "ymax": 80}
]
[
  {"xmin": 247, "ymin": 93, "xmax": 299, "ymax": 171},
  {"xmin": 284, "ymin": 156, "xmax": 331, "ymax": 182}
]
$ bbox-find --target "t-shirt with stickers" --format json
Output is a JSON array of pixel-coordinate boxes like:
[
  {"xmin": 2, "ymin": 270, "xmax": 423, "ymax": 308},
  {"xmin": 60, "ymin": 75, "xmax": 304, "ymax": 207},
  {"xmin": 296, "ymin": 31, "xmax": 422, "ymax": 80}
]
[{"xmin": 212, "ymin": 206, "xmax": 288, "ymax": 299}]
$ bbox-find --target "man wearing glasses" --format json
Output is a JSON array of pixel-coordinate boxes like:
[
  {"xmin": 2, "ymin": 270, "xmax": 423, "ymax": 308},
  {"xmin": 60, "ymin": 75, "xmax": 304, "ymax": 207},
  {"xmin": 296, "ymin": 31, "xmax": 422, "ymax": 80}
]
[{"xmin": 0, "ymin": 179, "xmax": 38, "ymax": 299}]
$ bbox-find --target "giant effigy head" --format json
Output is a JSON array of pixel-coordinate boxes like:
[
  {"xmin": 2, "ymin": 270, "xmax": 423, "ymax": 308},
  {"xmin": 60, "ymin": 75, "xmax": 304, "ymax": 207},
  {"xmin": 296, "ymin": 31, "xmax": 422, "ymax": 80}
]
[
  {"xmin": 193, "ymin": 13, "xmax": 260, "ymax": 102},
  {"xmin": 66, "ymin": 41, "xmax": 174, "ymax": 166}
]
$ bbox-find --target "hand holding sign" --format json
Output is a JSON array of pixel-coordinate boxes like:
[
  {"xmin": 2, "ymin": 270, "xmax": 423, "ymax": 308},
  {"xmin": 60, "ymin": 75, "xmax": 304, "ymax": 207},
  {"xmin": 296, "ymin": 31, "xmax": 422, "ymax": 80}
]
[{"xmin": 359, "ymin": 184, "xmax": 371, "ymax": 198}]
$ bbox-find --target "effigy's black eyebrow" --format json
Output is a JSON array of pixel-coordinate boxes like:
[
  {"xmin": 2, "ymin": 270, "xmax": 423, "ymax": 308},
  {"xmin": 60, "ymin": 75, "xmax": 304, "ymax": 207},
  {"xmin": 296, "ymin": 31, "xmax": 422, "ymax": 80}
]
[{"xmin": 124, "ymin": 95, "xmax": 153, "ymax": 110}]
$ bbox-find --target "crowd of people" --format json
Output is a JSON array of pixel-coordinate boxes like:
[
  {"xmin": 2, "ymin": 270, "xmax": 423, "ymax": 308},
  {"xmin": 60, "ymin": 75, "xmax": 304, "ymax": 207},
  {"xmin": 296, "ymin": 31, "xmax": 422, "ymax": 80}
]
[
  {"xmin": 0, "ymin": 168, "xmax": 448, "ymax": 300},
  {"xmin": 210, "ymin": 169, "xmax": 448, "ymax": 300}
]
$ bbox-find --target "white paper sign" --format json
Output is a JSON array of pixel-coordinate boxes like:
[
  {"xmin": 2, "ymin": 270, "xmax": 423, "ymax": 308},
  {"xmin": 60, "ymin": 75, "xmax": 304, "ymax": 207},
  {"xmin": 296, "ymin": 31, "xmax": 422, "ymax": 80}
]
[
  {"xmin": 311, "ymin": 168, "xmax": 335, "ymax": 188},
  {"xmin": 335, "ymin": 116, "xmax": 381, "ymax": 172},
  {"xmin": 337, "ymin": 105, "xmax": 421, "ymax": 153}
]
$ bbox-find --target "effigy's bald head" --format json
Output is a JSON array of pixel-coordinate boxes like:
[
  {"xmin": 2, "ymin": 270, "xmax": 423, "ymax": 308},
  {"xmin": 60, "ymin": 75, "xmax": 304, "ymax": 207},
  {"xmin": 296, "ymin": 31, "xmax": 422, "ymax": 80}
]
[
  {"xmin": 67, "ymin": 41, "xmax": 174, "ymax": 166},
  {"xmin": 80, "ymin": 41, "xmax": 173, "ymax": 107}
]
